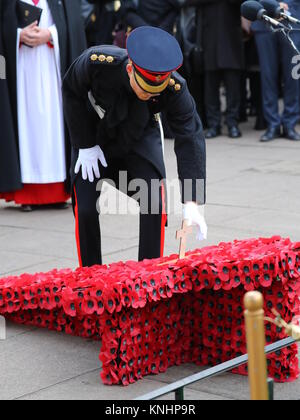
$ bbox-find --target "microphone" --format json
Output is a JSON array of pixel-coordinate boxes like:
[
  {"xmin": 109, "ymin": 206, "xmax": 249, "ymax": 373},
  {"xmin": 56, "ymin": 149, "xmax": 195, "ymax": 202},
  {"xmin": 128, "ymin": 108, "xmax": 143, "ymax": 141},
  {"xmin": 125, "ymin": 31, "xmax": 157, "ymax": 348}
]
[
  {"xmin": 241, "ymin": 1, "xmax": 287, "ymax": 28},
  {"xmin": 260, "ymin": 0, "xmax": 300, "ymax": 25}
]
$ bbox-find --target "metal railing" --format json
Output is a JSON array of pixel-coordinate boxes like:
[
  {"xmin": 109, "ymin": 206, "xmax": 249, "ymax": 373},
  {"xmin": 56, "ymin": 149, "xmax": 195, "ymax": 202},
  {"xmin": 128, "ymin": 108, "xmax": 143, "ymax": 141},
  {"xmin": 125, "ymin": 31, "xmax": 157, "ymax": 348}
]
[
  {"xmin": 136, "ymin": 337, "xmax": 295, "ymax": 400},
  {"xmin": 137, "ymin": 291, "xmax": 299, "ymax": 401}
]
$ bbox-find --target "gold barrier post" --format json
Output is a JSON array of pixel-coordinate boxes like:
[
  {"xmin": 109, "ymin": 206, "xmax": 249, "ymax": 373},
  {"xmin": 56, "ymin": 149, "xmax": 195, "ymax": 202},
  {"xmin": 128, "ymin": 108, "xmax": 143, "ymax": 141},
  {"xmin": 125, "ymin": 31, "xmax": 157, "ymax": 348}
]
[{"xmin": 244, "ymin": 291, "xmax": 269, "ymax": 400}]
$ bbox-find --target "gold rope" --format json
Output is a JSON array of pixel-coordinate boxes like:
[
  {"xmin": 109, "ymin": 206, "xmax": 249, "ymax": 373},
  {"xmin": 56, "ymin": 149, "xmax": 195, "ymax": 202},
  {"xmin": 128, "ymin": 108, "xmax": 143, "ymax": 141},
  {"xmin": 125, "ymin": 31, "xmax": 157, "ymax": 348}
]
[{"xmin": 265, "ymin": 309, "xmax": 300, "ymax": 341}]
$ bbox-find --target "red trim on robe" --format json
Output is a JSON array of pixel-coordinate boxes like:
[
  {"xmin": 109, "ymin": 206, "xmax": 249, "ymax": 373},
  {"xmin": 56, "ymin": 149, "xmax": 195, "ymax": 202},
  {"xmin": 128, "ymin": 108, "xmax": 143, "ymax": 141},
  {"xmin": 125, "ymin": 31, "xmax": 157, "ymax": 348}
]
[
  {"xmin": 160, "ymin": 183, "xmax": 167, "ymax": 258},
  {"xmin": 73, "ymin": 187, "xmax": 83, "ymax": 268},
  {"xmin": 0, "ymin": 183, "xmax": 69, "ymax": 205}
]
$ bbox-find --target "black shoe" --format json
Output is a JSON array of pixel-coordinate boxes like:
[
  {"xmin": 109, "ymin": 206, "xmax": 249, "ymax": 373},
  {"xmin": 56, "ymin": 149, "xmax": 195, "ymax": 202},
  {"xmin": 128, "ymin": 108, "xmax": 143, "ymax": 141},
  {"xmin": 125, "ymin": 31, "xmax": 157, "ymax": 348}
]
[
  {"xmin": 228, "ymin": 126, "xmax": 242, "ymax": 138},
  {"xmin": 205, "ymin": 127, "xmax": 221, "ymax": 139},
  {"xmin": 282, "ymin": 126, "xmax": 300, "ymax": 141},
  {"xmin": 260, "ymin": 126, "xmax": 281, "ymax": 143},
  {"xmin": 21, "ymin": 205, "xmax": 33, "ymax": 212},
  {"xmin": 51, "ymin": 202, "xmax": 69, "ymax": 210}
]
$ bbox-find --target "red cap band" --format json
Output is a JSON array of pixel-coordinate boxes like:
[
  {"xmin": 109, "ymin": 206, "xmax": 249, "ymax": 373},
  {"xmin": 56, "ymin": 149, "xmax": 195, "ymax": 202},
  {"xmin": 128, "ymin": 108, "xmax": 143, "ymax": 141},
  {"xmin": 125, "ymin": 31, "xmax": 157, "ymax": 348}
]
[{"xmin": 133, "ymin": 64, "xmax": 171, "ymax": 83}]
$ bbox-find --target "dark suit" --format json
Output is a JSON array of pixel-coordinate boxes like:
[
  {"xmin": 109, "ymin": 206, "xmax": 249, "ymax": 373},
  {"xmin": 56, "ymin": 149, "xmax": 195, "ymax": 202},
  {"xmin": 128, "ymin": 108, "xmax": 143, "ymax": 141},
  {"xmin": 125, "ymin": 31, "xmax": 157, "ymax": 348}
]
[
  {"xmin": 63, "ymin": 46, "xmax": 206, "ymax": 266},
  {"xmin": 252, "ymin": 0, "xmax": 300, "ymax": 129}
]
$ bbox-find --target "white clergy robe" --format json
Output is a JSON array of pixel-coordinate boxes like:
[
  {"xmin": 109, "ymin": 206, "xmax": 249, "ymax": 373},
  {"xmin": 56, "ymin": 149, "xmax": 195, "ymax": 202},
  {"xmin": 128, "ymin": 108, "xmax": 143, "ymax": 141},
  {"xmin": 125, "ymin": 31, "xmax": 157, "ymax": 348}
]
[{"xmin": 16, "ymin": 0, "xmax": 66, "ymax": 184}]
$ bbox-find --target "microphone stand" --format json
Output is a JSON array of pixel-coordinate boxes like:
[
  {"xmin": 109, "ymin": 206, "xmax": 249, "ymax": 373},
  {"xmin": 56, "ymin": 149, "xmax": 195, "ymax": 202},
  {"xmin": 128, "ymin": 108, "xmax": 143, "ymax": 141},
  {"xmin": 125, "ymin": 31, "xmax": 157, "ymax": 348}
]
[
  {"xmin": 276, "ymin": 25, "xmax": 300, "ymax": 55},
  {"xmin": 284, "ymin": 29, "xmax": 300, "ymax": 55},
  {"xmin": 266, "ymin": 21, "xmax": 300, "ymax": 55}
]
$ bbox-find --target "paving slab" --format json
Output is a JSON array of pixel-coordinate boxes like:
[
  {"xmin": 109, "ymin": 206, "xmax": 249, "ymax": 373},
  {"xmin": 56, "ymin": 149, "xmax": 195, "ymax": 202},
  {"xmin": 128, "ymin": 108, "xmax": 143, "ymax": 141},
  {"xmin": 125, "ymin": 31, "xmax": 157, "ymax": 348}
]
[
  {"xmin": 0, "ymin": 324, "xmax": 101, "ymax": 400},
  {"xmin": 18, "ymin": 370, "xmax": 233, "ymax": 401},
  {"xmin": 0, "ymin": 250, "xmax": 56, "ymax": 277},
  {"xmin": 6, "ymin": 258, "xmax": 78, "ymax": 277},
  {"xmin": 0, "ymin": 204, "xmax": 74, "ymax": 233},
  {"xmin": 1, "ymin": 120, "xmax": 300, "ymax": 400}
]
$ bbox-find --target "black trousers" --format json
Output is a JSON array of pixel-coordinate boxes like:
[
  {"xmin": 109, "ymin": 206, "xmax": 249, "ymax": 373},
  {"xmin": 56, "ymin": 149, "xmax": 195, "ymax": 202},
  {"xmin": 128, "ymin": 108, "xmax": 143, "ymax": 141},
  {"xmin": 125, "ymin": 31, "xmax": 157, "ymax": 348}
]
[
  {"xmin": 189, "ymin": 75, "xmax": 208, "ymax": 129},
  {"xmin": 73, "ymin": 153, "xmax": 167, "ymax": 267},
  {"xmin": 205, "ymin": 69, "xmax": 241, "ymax": 129}
]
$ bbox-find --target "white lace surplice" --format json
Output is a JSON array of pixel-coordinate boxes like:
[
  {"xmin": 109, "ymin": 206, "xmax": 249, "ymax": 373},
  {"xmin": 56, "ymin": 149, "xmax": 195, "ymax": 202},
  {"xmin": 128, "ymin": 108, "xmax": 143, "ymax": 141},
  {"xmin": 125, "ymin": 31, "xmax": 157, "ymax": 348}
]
[{"xmin": 17, "ymin": 0, "xmax": 66, "ymax": 184}]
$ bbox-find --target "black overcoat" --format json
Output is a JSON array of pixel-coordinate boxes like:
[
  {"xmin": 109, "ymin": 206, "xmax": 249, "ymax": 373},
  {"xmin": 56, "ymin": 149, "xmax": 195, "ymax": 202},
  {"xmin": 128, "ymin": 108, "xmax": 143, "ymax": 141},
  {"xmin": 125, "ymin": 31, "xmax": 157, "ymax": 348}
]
[
  {"xmin": 86, "ymin": 0, "xmax": 120, "ymax": 46},
  {"xmin": 122, "ymin": 0, "xmax": 181, "ymax": 33},
  {"xmin": 196, "ymin": 0, "xmax": 245, "ymax": 71},
  {"xmin": 1, "ymin": 0, "xmax": 87, "ymax": 192},
  {"xmin": 63, "ymin": 46, "xmax": 207, "ymax": 204}
]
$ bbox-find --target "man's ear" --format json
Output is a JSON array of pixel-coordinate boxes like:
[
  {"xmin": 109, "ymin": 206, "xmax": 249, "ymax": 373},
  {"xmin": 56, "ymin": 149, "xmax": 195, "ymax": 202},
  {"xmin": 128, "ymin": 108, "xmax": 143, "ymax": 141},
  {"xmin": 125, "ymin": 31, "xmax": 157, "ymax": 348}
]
[{"xmin": 126, "ymin": 63, "xmax": 133, "ymax": 76}]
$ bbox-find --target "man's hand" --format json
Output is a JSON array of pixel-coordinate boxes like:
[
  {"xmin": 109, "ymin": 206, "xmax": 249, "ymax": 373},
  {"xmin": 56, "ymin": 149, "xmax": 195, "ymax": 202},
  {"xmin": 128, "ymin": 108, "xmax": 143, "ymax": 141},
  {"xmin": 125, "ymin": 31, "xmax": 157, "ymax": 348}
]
[
  {"xmin": 20, "ymin": 22, "xmax": 52, "ymax": 47},
  {"xmin": 75, "ymin": 145, "xmax": 108, "ymax": 183},
  {"xmin": 183, "ymin": 202, "xmax": 208, "ymax": 241},
  {"xmin": 280, "ymin": 2, "xmax": 289, "ymax": 11}
]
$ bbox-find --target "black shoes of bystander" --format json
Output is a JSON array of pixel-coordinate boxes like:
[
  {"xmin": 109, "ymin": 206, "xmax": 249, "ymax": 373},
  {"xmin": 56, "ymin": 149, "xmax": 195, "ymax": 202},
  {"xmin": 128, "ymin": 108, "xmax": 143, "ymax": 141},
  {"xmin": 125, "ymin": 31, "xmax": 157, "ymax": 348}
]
[
  {"xmin": 282, "ymin": 126, "xmax": 300, "ymax": 141},
  {"xmin": 260, "ymin": 126, "xmax": 281, "ymax": 143},
  {"xmin": 205, "ymin": 127, "xmax": 221, "ymax": 139},
  {"xmin": 228, "ymin": 126, "xmax": 242, "ymax": 138},
  {"xmin": 260, "ymin": 126, "xmax": 300, "ymax": 142}
]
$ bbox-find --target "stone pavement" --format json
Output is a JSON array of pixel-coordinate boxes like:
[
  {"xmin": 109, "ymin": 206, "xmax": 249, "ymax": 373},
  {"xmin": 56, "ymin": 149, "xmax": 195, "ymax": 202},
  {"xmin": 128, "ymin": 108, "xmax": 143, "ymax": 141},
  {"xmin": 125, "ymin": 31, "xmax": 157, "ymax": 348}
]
[{"xmin": 0, "ymin": 120, "xmax": 300, "ymax": 400}]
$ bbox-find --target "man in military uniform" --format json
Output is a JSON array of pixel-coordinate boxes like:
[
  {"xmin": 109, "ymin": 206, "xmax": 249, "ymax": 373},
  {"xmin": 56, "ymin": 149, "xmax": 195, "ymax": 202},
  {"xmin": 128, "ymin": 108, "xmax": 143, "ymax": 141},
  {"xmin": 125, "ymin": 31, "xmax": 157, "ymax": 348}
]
[{"xmin": 63, "ymin": 26, "xmax": 207, "ymax": 267}]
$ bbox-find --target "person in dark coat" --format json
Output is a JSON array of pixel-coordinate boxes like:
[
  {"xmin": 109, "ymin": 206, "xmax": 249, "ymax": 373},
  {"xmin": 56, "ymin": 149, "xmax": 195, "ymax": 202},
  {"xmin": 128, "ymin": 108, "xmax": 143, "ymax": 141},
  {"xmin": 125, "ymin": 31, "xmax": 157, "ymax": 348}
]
[
  {"xmin": 121, "ymin": 0, "xmax": 181, "ymax": 34},
  {"xmin": 63, "ymin": 27, "xmax": 207, "ymax": 267},
  {"xmin": 239, "ymin": 16, "xmax": 266, "ymax": 131},
  {"xmin": 84, "ymin": 0, "xmax": 121, "ymax": 47},
  {"xmin": 0, "ymin": 0, "xmax": 22, "ymax": 194},
  {"xmin": 0, "ymin": 0, "xmax": 87, "ymax": 209},
  {"xmin": 253, "ymin": 0, "xmax": 300, "ymax": 142},
  {"xmin": 196, "ymin": 0, "xmax": 245, "ymax": 139}
]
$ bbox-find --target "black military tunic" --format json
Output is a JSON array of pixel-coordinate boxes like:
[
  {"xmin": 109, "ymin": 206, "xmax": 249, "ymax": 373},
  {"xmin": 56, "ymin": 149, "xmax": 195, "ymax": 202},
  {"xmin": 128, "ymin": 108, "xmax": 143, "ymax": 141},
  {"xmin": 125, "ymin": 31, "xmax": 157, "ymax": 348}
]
[{"xmin": 63, "ymin": 45, "xmax": 206, "ymax": 266}]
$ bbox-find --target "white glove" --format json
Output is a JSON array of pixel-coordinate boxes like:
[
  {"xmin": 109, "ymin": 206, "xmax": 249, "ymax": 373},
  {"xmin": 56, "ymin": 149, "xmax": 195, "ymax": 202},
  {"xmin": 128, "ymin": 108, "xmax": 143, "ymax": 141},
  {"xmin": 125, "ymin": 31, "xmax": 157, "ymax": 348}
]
[
  {"xmin": 183, "ymin": 202, "xmax": 208, "ymax": 241},
  {"xmin": 75, "ymin": 145, "xmax": 108, "ymax": 183}
]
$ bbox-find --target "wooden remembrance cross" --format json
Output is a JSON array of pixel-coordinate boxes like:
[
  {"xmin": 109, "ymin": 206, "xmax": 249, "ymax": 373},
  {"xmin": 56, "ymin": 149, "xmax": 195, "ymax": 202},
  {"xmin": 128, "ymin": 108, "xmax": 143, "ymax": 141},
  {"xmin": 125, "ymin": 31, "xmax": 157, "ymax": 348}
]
[
  {"xmin": 157, "ymin": 220, "xmax": 194, "ymax": 267},
  {"xmin": 176, "ymin": 220, "xmax": 193, "ymax": 260}
]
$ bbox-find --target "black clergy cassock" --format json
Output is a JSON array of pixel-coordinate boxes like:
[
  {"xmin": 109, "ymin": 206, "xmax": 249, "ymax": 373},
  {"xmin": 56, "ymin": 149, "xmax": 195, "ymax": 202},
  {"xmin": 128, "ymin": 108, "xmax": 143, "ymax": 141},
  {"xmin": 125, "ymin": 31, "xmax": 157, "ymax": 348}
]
[
  {"xmin": 0, "ymin": 0, "xmax": 87, "ymax": 193},
  {"xmin": 63, "ymin": 46, "xmax": 206, "ymax": 267},
  {"xmin": 0, "ymin": 0, "xmax": 21, "ymax": 192}
]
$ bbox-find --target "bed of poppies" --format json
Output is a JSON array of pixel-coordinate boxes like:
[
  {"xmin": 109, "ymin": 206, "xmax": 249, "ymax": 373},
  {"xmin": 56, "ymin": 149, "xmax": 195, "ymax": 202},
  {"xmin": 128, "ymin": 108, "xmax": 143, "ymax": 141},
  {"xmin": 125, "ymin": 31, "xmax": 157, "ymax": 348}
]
[{"xmin": 0, "ymin": 236, "xmax": 299, "ymax": 385}]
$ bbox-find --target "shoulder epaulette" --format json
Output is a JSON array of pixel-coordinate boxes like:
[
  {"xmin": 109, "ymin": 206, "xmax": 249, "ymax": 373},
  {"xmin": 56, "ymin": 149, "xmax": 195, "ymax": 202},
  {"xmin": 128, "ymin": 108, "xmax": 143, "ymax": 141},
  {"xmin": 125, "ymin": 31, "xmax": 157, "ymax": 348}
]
[
  {"xmin": 168, "ymin": 75, "xmax": 182, "ymax": 93},
  {"xmin": 89, "ymin": 46, "xmax": 127, "ymax": 66},
  {"xmin": 90, "ymin": 52, "xmax": 118, "ymax": 65}
]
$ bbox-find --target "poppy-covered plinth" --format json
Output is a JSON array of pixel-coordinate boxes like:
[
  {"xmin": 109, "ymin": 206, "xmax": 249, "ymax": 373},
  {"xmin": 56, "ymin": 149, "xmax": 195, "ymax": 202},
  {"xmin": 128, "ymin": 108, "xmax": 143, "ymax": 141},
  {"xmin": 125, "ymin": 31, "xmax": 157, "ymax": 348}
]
[{"xmin": 0, "ymin": 236, "xmax": 299, "ymax": 385}]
